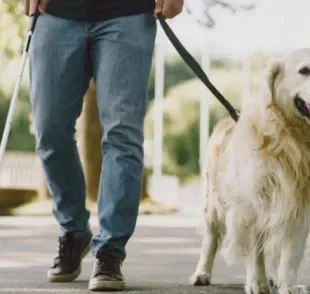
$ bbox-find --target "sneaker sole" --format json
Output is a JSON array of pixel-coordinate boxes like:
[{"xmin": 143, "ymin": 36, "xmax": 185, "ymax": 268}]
[
  {"xmin": 88, "ymin": 279, "xmax": 125, "ymax": 291},
  {"xmin": 47, "ymin": 243, "xmax": 91, "ymax": 282}
]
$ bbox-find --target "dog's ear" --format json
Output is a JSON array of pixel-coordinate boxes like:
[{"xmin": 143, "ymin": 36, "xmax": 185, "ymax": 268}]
[{"xmin": 265, "ymin": 58, "xmax": 283, "ymax": 100}]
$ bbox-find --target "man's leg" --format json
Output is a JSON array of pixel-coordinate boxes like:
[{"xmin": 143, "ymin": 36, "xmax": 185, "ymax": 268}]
[
  {"xmin": 29, "ymin": 13, "xmax": 92, "ymax": 282},
  {"xmin": 88, "ymin": 13, "xmax": 156, "ymax": 291}
]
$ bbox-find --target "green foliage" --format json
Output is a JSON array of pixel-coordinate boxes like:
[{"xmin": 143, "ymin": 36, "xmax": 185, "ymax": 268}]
[
  {"xmin": 148, "ymin": 57, "xmax": 196, "ymax": 102},
  {"xmin": 0, "ymin": 0, "xmax": 26, "ymax": 59},
  {"xmin": 0, "ymin": 1, "xmax": 35, "ymax": 151},
  {"xmin": 0, "ymin": 89, "xmax": 35, "ymax": 152}
]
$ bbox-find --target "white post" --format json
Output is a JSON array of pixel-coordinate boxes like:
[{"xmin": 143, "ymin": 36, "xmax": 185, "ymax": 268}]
[
  {"xmin": 241, "ymin": 12, "xmax": 251, "ymax": 107},
  {"xmin": 241, "ymin": 54, "xmax": 251, "ymax": 106},
  {"xmin": 199, "ymin": 37, "xmax": 210, "ymax": 175},
  {"xmin": 152, "ymin": 27, "xmax": 165, "ymax": 179}
]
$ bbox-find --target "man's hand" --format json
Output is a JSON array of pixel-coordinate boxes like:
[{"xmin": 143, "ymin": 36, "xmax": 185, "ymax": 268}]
[
  {"xmin": 24, "ymin": 0, "xmax": 49, "ymax": 16},
  {"xmin": 154, "ymin": 0, "xmax": 183, "ymax": 19}
]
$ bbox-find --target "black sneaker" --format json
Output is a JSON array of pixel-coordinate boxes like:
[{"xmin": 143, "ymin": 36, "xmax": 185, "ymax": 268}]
[
  {"xmin": 47, "ymin": 231, "xmax": 92, "ymax": 282},
  {"xmin": 88, "ymin": 248, "xmax": 125, "ymax": 291}
]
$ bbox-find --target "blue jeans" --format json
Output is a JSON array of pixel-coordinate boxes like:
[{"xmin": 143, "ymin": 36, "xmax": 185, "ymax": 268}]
[{"xmin": 29, "ymin": 13, "xmax": 156, "ymax": 259}]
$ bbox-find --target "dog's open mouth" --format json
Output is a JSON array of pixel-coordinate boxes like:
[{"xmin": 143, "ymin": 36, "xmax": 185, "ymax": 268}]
[{"xmin": 294, "ymin": 96, "xmax": 310, "ymax": 119}]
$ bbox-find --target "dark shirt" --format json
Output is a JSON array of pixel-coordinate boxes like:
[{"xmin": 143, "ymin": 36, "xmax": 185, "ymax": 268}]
[{"xmin": 46, "ymin": 0, "xmax": 156, "ymax": 21}]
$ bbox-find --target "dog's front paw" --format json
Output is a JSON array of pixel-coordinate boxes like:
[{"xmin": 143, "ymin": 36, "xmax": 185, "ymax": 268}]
[
  {"xmin": 189, "ymin": 271, "xmax": 211, "ymax": 286},
  {"xmin": 269, "ymin": 278, "xmax": 276, "ymax": 288},
  {"xmin": 278, "ymin": 285, "xmax": 309, "ymax": 294},
  {"xmin": 245, "ymin": 281, "xmax": 271, "ymax": 294}
]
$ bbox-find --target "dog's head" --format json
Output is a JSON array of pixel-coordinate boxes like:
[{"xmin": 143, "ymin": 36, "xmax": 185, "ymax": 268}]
[{"xmin": 266, "ymin": 48, "xmax": 310, "ymax": 122}]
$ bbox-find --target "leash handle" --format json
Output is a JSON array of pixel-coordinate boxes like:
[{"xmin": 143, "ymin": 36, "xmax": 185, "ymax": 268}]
[{"xmin": 157, "ymin": 14, "xmax": 239, "ymax": 122}]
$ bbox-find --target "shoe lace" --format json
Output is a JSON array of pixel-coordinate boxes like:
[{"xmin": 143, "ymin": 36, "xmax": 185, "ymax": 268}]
[
  {"xmin": 95, "ymin": 249, "xmax": 121, "ymax": 276},
  {"xmin": 53, "ymin": 233, "xmax": 75, "ymax": 266}
]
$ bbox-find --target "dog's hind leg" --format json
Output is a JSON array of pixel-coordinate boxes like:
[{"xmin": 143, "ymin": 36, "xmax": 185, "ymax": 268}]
[
  {"xmin": 190, "ymin": 209, "xmax": 219, "ymax": 286},
  {"xmin": 245, "ymin": 238, "xmax": 271, "ymax": 294}
]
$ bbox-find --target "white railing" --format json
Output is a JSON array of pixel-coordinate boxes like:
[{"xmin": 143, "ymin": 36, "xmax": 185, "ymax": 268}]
[{"xmin": 0, "ymin": 152, "xmax": 41, "ymax": 189}]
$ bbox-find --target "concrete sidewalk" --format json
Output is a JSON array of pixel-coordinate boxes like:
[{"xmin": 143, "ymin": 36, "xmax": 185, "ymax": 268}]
[{"xmin": 1, "ymin": 215, "xmax": 310, "ymax": 293}]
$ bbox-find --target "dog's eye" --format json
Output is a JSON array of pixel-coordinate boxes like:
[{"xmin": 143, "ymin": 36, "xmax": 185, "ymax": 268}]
[{"xmin": 299, "ymin": 67, "xmax": 310, "ymax": 76}]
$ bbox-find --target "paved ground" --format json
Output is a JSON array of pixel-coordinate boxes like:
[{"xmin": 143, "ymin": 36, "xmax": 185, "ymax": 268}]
[{"xmin": 1, "ymin": 215, "xmax": 310, "ymax": 294}]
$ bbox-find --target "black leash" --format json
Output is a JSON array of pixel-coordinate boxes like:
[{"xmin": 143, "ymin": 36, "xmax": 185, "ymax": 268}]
[{"xmin": 158, "ymin": 14, "xmax": 240, "ymax": 122}]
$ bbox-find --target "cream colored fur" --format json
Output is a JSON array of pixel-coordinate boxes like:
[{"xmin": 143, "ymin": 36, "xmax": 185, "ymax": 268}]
[{"xmin": 190, "ymin": 48, "xmax": 310, "ymax": 294}]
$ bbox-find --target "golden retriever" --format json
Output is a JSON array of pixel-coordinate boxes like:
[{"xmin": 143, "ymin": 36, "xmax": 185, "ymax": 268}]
[{"xmin": 190, "ymin": 48, "xmax": 310, "ymax": 294}]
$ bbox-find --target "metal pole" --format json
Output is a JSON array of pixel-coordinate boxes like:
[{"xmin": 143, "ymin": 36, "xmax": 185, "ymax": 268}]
[
  {"xmin": 199, "ymin": 36, "xmax": 210, "ymax": 175},
  {"xmin": 241, "ymin": 11, "xmax": 251, "ymax": 107},
  {"xmin": 241, "ymin": 54, "xmax": 251, "ymax": 106}
]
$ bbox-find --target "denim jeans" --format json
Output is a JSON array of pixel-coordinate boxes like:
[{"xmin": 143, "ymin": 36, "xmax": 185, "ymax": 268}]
[{"xmin": 29, "ymin": 13, "xmax": 156, "ymax": 259}]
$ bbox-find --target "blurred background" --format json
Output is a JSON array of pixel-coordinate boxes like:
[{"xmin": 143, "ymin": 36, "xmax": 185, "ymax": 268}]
[{"xmin": 1, "ymin": 0, "xmax": 310, "ymax": 216}]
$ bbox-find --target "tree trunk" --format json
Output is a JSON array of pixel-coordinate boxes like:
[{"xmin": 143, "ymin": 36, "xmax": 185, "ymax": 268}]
[
  {"xmin": 140, "ymin": 170, "xmax": 150, "ymax": 201},
  {"xmin": 77, "ymin": 81, "xmax": 102, "ymax": 203},
  {"xmin": 38, "ymin": 171, "xmax": 50, "ymax": 200},
  {"xmin": 76, "ymin": 81, "xmax": 149, "ymax": 203}
]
